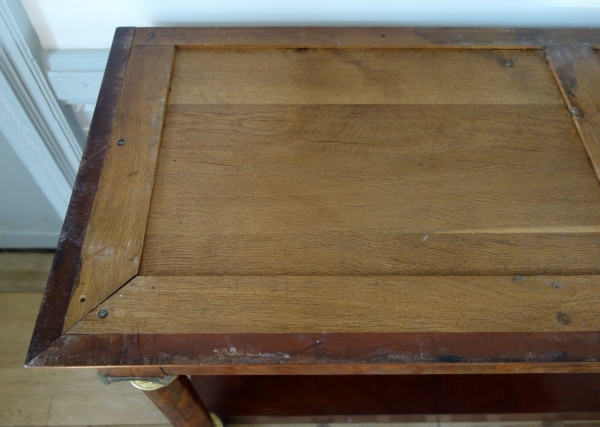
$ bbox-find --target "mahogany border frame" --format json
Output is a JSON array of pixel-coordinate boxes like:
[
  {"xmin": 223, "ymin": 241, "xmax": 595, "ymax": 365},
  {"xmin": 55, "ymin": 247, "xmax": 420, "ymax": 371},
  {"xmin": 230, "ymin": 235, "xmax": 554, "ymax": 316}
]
[{"xmin": 26, "ymin": 27, "xmax": 600, "ymax": 374}]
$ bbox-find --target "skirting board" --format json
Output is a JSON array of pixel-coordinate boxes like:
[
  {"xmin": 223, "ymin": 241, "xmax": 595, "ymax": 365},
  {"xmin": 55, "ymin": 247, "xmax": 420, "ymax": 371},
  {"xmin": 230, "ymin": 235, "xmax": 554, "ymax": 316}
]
[{"xmin": 44, "ymin": 49, "xmax": 109, "ymax": 105}]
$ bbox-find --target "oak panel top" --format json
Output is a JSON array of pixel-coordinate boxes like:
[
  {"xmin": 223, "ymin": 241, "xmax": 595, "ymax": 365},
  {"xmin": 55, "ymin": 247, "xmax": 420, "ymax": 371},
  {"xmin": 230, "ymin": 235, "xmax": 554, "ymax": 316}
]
[{"xmin": 27, "ymin": 27, "xmax": 600, "ymax": 374}]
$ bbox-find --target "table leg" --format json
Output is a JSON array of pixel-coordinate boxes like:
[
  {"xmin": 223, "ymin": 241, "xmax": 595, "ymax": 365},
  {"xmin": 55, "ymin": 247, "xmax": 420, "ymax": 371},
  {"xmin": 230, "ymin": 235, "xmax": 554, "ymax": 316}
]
[{"xmin": 132, "ymin": 375, "xmax": 223, "ymax": 427}]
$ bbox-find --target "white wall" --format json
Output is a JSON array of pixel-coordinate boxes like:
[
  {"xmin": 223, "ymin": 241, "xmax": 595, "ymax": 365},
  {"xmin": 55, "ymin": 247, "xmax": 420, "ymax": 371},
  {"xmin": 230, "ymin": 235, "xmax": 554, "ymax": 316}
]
[
  {"xmin": 21, "ymin": 0, "xmax": 600, "ymax": 50},
  {"xmin": 0, "ymin": 0, "xmax": 81, "ymax": 248},
  {"xmin": 0, "ymin": 131, "xmax": 62, "ymax": 248}
]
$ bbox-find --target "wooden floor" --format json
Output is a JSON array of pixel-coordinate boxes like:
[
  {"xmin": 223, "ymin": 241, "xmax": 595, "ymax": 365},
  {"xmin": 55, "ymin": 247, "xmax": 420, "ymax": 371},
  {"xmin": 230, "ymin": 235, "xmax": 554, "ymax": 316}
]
[{"xmin": 2, "ymin": 251, "xmax": 600, "ymax": 427}]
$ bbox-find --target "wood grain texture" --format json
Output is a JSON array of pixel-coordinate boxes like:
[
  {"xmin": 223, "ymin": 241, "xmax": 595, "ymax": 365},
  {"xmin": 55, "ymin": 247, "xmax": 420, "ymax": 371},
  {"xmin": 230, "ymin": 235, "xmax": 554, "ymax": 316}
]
[
  {"xmin": 25, "ymin": 27, "xmax": 136, "ymax": 366},
  {"xmin": 192, "ymin": 374, "xmax": 600, "ymax": 416},
  {"xmin": 141, "ymin": 232, "xmax": 600, "ymax": 277},
  {"xmin": 546, "ymin": 46, "xmax": 600, "ymax": 184},
  {"xmin": 1, "ymin": 293, "xmax": 42, "ymax": 368},
  {"xmin": 143, "ymin": 376, "xmax": 213, "ymax": 427},
  {"xmin": 133, "ymin": 27, "xmax": 600, "ymax": 48},
  {"xmin": 26, "ymin": 332, "xmax": 600, "ymax": 373},
  {"xmin": 0, "ymin": 252, "xmax": 54, "ymax": 292},
  {"xmin": 48, "ymin": 393, "xmax": 167, "ymax": 426},
  {"xmin": 2, "ymin": 367, "xmax": 150, "ymax": 398},
  {"xmin": 69, "ymin": 275, "xmax": 600, "ymax": 334},
  {"xmin": 0, "ymin": 395, "xmax": 52, "ymax": 426},
  {"xmin": 168, "ymin": 49, "xmax": 562, "ymax": 105},
  {"xmin": 62, "ymin": 45, "xmax": 175, "ymax": 332},
  {"xmin": 140, "ymin": 104, "xmax": 600, "ymax": 276}
]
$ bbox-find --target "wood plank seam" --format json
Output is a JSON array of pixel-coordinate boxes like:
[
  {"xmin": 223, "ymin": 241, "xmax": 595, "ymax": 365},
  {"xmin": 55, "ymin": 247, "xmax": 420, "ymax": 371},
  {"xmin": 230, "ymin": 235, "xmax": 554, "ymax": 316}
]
[
  {"xmin": 63, "ymin": 274, "xmax": 138, "ymax": 335},
  {"xmin": 545, "ymin": 46, "xmax": 600, "ymax": 185}
]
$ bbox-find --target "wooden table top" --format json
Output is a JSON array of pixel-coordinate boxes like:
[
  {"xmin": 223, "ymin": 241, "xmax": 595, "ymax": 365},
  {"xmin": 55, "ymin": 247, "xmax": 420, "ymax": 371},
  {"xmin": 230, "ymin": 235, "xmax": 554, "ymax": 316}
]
[{"xmin": 26, "ymin": 27, "xmax": 600, "ymax": 375}]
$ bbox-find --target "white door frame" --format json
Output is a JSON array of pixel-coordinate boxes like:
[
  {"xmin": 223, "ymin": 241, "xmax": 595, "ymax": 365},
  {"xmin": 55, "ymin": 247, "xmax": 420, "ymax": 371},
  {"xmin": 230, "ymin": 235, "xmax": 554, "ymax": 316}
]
[{"xmin": 0, "ymin": 0, "xmax": 82, "ymax": 219}]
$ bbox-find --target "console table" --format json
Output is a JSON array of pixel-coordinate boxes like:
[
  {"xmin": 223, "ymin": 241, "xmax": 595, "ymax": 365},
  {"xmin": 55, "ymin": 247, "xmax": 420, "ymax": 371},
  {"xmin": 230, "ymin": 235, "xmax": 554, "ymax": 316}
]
[{"xmin": 27, "ymin": 27, "xmax": 600, "ymax": 426}]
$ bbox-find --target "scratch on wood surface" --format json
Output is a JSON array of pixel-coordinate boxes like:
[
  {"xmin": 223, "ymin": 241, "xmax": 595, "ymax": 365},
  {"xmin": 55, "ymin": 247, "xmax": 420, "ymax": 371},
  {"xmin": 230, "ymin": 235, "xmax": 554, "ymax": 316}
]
[{"xmin": 213, "ymin": 346, "xmax": 291, "ymax": 359}]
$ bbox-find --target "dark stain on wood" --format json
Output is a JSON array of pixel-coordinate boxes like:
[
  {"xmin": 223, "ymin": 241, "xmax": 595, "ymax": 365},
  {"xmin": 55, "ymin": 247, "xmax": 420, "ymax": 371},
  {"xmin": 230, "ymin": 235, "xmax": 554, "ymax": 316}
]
[{"xmin": 438, "ymin": 354, "xmax": 462, "ymax": 363}]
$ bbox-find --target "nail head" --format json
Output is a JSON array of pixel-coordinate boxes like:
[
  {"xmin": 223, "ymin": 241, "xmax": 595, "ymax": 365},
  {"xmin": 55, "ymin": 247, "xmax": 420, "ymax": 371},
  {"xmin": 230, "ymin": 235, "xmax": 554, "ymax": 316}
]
[
  {"xmin": 117, "ymin": 139, "xmax": 125, "ymax": 146},
  {"xmin": 97, "ymin": 308, "xmax": 109, "ymax": 319},
  {"xmin": 570, "ymin": 107, "xmax": 583, "ymax": 119}
]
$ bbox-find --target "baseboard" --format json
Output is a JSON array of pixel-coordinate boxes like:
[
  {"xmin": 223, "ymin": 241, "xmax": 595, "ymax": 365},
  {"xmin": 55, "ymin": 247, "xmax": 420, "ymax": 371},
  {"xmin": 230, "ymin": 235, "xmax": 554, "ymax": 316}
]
[{"xmin": 44, "ymin": 49, "xmax": 109, "ymax": 105}]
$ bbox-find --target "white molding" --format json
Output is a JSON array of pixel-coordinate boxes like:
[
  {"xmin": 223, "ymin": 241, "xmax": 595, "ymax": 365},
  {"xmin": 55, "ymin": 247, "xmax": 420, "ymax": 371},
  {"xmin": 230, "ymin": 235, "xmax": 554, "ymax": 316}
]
[
  {"xmin": 46, "ymin": 70, "xmax": 105, "ymax": 105},
  {"xmin": 0, "ymin": 0, "xmax": 82, "ymax": 219},
  {"xmin": 0, "ymin": 79, "xmax": 71, "ymax": 218},
  {"xmin": 45, "ymin": 49, "xmax": 109, "ymax": 71},
  {"xmin": 45, "ymin": 49, "xmax": 108, "ymax": 105}
]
